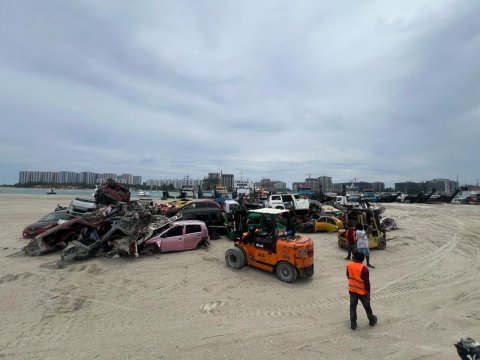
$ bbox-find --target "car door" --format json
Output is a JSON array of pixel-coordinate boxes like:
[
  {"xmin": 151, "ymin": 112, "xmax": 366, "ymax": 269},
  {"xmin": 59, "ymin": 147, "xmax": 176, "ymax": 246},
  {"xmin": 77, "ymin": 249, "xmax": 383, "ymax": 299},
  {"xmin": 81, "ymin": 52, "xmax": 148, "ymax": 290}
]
[
  {"xmin": 160, "ymin": 225, "xmax": 185, "ymax": 252},
  {"xmin": 184, "ymin": 224, "xmax": 203, "ymax": 250},
  {"xmin": 326, "ymin": 217, "xmax": 338, "ymax": 232},
  {"xmin": 315, "ymin": 216, "xmax": 326, "ymax": 232}
]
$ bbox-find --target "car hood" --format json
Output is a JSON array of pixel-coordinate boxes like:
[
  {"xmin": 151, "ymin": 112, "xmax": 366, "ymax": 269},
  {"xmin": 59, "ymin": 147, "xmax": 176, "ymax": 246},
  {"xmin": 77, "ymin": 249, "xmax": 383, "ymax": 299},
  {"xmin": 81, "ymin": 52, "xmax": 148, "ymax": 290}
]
[
  {"xmin": 24, "ymin": 221, "xmax": 58, "ymax": 231},
  {"xmin": 145, "ymin": 236, "xmax": 162, "ymax": 247}
]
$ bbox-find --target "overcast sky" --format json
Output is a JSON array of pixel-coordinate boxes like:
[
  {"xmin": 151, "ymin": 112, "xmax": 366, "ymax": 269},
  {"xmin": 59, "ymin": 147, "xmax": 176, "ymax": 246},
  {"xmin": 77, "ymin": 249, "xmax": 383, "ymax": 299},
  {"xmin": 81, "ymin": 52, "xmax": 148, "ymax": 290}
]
[{"xmin": 1, "ymin": 0, "xmax": 479, "ymax": 187}]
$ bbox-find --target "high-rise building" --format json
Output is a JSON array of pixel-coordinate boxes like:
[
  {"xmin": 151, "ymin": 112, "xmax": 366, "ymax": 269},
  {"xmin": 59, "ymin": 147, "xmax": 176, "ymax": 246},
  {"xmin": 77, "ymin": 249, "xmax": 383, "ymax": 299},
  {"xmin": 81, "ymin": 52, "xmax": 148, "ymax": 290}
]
[
  {"xmin": 260, "ymin": 178, "xmax": 286, "ymax": 192},
  {"xmin": 318, "ymin": 176, "xmax": 333, "ymax": 192},
  {"xmin": 304, "ymin": 178, "xmax": 320, "ymax": 193},
  {"xmin": 371, "ymin": 182, "xmax": 385, "ymax": 192},
  {"xmin": 394, "ymin": 182, "xmax": 427, "ymax": 194},
  {"xmin": 19, "ymin": 171, "xmax": 30, "ymax": 184},
  {"xmin": 118, "ymin": 174, "xmax": 133, "ymax": 185},
  {"xmin": 426, "ymin": 179, "xmax": 458, "ymax": 194},
  {"xmin": 132, "ymin": 176, "xmax": 142, "ymax": 186},
  {"xmin": 58, "ymin": 171, "xmax": 78, "ymax": 184},
  {"xmin": 79, "ymin": 172, "xmax": 97, "ymax": 185},
  {"xmin": 221, "ymin": 174, "xmax": 234, "ymax": 191},
  {"xmin": 292, "ymin": 182, "xmax": 305, "ymax": 191}
]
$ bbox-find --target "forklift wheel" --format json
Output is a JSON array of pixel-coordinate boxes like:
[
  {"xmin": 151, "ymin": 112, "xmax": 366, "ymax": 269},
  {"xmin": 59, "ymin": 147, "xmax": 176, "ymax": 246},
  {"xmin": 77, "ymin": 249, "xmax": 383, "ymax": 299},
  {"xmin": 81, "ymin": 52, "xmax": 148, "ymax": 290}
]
[
  {"xmin": 276, "ymin": 261, "xmax": 298, "ymax": 283},
  {"xmin": 377, "ymin": 236, "xmax": 386, "ymax": 250},
  {"xmin": 225, "ymin": 247, "xmax": 246, "ymax": 269}
]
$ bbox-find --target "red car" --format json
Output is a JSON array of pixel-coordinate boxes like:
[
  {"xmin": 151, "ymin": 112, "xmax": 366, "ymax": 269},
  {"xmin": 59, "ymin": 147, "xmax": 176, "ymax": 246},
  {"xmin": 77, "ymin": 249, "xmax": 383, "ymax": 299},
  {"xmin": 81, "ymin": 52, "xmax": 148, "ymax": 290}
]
[{"xmin": 22, "ymin": 210, "xmax": 73, "ymax": 238}]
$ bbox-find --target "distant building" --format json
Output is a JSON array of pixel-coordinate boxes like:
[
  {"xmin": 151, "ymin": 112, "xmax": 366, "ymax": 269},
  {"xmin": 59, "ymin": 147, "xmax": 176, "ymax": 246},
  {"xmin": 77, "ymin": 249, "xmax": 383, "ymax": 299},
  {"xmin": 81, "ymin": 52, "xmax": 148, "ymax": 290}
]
[
  {"xmin": 132, "ymin": 176, "xmax": 142, "ymax": 186},
  {"xmin": 292, "ymin": 182, "xmax": 305, "ymax": 192},
  {"xmin": 79, "ymin": 172, "xmax": 97, "ymax": 185},
  {"xmin": 117, "ymin": 173, "xmax": 133, "ymax": 185},
  {"xmin": 318, "ymin": 176, "xmax": 333, "ymax": 192},
  {"xmin": 221, "ymin": 174, "xmax": 234, "ymax": 191},
  {"xmin": 371, "ymin": 182, "xmax": 385, "ymax": 192},
  {"xmin": 18, "ymin": 171, "xmax": 56, "ymax": 184},
  {"xmin": 426, "ymin": 179, "xmax": 458, "ymax": 194},
  {"xmin": 394, "ymin": 182, "xmax": 427, "ymax": 194},
  {"xmin": 58, "ymin": 171, "xmax": 78, "ymax": 184},
  {"xmin": 18, "ymin": 171, "xmax": 30, "ymax": 184},
  {"xmin": 99, "ymin": 173, "xmax": 117, "ymax": 182},
  {"xmin": 333, "ymin": 183, "xmax": 344, "ymax": 193},
  {"xmin": 304, "ymin": 178, "xmax": 321, "ymax": 193},
  {"xmin": 203, "ymin": 173, "xmax": 221, "ymax": 190},
  {"xmin": 18, "ymin": 170, "xmax": 141, "ymax": 186},
  {"xmin": 259, "ymin": 178, "xmax": 286, "ymax": 192}
]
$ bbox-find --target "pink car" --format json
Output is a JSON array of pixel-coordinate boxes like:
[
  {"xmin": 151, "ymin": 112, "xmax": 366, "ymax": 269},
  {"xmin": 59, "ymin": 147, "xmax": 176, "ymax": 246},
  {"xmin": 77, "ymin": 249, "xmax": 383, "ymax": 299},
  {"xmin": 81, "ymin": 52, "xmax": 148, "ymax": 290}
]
[{"xmin": 144, "ymin": 220, "xmax": 209, "ymax": 252}]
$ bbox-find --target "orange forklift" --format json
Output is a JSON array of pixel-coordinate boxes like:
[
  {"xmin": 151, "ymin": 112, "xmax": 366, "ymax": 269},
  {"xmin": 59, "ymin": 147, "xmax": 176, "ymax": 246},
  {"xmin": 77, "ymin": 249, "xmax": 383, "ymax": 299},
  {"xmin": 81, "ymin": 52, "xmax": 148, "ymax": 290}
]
[{"xmin": 225, "ymin": 208, "xmax": 314, "ymax": 283}]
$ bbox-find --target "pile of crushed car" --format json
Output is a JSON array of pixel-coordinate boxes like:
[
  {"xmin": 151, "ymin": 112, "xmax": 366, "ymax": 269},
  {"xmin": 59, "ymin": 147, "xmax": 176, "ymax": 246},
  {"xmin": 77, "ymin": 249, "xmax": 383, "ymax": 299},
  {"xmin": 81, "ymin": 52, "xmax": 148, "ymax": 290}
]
[{"xmin": 23, "ymin": 179, "xmax": 213, "ymax": 268}]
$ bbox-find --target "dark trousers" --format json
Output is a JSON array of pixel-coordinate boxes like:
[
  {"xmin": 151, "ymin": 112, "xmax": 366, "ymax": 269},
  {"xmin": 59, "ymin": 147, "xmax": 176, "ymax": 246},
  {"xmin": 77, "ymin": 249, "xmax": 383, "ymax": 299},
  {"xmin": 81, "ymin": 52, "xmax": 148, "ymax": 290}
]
[
  {"xmin": 346, "ymin": 243, "xmax": 355, "ymax": 259},
  {"xmin": 349, "ymin": 291, "xmax": 374, "ymax": 322}
]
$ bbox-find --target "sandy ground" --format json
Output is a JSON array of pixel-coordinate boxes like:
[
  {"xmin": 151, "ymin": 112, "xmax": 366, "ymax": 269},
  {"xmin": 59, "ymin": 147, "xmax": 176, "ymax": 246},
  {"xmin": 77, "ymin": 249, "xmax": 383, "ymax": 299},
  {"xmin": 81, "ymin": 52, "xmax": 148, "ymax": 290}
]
[{"xmin": 0, "ymin": 195, "xmax": 479, "ymax": 360}]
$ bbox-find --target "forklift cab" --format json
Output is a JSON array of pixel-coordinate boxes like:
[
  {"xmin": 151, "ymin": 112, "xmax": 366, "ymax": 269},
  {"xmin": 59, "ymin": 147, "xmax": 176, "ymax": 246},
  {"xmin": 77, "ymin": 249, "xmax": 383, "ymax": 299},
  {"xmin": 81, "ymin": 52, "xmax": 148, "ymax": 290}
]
[{"xmin": 242, "ymin": 209, "xmax": 293, "ymax": 253}]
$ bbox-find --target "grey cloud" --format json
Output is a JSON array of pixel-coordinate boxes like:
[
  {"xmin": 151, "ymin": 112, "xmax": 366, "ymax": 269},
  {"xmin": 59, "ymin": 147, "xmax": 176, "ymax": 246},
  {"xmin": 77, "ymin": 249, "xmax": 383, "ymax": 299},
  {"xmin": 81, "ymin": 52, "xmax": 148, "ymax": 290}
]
[{"xmin": 0, "ymin": 0, "xmax": 479, "ymax": 186}]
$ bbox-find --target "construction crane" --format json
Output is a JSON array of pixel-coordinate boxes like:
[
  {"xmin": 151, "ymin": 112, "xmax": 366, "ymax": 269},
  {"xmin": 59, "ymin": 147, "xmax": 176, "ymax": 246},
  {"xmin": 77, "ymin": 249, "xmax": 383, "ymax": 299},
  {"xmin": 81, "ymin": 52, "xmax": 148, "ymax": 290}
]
[{"xmin": 305, "ymin": 173, "xmax": 325, "ymax": 179}]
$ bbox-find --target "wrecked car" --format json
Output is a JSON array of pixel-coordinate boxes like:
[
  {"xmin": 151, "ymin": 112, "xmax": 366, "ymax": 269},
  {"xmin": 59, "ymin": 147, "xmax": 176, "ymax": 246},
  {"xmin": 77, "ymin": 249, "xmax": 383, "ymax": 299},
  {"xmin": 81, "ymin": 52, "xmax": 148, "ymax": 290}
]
[
  {"xmin": 24, "ymin": 206, "xmax": 114, "ymax": 256},
  {"xmin": 166, "ymin": 199, "xmax": 221, "ymax": 217},
  {"xmin": 314, "ymin": 216, "xmax": 344, "ymax": 233},
  {"xmin": 67, "ymin": 197, "xmax": 98, "ymax": 216},
  {"xmin": 143, "ymin": 220, "xmax": 209, "ymax": 253},
  {"xmin": 380, "ymin": 216, "xmax": 398, "ymax": 231},
  {"xmin": 94, "ymin": 178, "xmax": 130, "ymax": 204},
  {"xmin": 22, "ymin": 210, "xmax": 74, "ymax": 238},
  {"xmin": 159, "ymin": 198, "xmax": 193, "ymax": 215}
]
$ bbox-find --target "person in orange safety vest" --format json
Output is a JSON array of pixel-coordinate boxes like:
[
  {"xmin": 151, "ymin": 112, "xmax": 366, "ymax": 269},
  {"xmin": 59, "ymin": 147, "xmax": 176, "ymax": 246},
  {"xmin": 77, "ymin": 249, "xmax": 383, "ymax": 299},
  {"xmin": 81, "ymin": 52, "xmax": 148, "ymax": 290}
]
[{"xmin": 346, "ymin": 251, "xmax": 377, "ymax": 330}]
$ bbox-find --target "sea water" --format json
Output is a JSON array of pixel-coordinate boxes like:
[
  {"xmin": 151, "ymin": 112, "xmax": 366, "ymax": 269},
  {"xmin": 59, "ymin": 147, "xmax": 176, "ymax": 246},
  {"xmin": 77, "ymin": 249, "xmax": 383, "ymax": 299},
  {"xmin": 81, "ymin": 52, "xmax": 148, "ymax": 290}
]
[{"xmin": 0, "ymin": 187, "xmax": 216, "ymax": 199}]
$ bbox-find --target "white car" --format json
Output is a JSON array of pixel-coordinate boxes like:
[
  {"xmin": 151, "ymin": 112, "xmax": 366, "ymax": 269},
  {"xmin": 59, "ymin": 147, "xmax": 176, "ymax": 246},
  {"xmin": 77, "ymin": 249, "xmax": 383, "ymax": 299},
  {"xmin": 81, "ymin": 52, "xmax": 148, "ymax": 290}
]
[{"xmin": 67, "ymin": 197, "xmax": 98, "ymax": 216}]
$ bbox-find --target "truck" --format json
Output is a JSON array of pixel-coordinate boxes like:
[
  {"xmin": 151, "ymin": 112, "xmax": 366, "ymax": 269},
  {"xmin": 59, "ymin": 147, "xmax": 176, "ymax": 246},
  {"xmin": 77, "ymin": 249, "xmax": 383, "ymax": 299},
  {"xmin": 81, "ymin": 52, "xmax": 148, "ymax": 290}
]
[{"xmin": 334, "ymin": 195, "xmax": 359, "ymax": 207}]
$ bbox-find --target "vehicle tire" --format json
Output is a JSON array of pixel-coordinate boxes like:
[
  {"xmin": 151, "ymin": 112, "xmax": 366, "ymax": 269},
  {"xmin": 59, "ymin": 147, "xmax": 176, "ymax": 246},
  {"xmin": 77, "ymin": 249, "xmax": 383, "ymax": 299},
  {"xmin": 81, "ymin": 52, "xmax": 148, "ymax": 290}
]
[
  {"xmin": 377, "ymin": 236, "xmax": 386, "ymax": 250},
  {"xmin": 225, "ymin": 247, "xmax": 246, "ymax": 269},
  {"xmin": 276, "ymin": 261, "xmax": 298, "ymax": 283}
]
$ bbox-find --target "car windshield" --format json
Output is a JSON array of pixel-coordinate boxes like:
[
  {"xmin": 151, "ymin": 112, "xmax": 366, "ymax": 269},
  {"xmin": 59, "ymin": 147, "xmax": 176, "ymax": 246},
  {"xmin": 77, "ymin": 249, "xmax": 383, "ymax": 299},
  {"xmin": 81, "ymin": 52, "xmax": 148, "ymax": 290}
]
[{"xmin": 39, "ymin": 212, "xmax": 67, "ymax": 222}]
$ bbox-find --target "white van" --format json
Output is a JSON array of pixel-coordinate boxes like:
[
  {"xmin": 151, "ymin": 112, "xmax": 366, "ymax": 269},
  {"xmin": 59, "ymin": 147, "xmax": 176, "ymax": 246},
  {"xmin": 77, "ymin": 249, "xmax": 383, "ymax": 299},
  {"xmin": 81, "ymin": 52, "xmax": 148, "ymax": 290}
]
[{"xmin": 267, "ymin": 194, "xmax": 310, "ymax": 211}]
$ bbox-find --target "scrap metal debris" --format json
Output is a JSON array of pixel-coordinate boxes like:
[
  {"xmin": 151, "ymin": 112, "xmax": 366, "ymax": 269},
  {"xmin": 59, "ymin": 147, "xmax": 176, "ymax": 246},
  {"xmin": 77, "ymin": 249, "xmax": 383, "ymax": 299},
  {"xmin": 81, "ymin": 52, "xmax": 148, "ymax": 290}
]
[
  {"xmin": 94, "ymin": 178, "xmax": 130, "ymax": 205},
  {"xmin": 23, "ymin": 179, "xmax": 179, "ymax": 267}
]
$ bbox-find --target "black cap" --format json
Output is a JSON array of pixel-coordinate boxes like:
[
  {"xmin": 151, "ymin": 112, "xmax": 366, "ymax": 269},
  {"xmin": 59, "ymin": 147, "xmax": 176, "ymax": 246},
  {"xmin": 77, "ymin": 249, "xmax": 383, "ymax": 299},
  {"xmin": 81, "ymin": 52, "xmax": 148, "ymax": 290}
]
[{"xmin": 353, "ymin": 251, "xmax": 365, "ymax": 262}]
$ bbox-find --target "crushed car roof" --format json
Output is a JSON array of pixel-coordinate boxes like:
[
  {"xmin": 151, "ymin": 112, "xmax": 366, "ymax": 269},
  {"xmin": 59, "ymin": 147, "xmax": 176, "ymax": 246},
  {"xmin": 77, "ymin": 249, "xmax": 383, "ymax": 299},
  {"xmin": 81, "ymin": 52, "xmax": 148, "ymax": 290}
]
[{"xmin": 248, "ymin": 208, "xmax": 289, "ymax": 215}]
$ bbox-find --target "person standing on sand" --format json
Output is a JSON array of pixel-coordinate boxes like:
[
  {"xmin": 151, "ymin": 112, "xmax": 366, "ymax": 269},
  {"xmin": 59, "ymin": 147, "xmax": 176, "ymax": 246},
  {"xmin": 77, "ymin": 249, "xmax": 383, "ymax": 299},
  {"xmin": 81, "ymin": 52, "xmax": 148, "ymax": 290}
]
[
  {"xmin": 344, "ymin": 225, "xmax": 356, "ymax": 260},
  {"xmin": 356, "ymin": 224, "xmax": 375, "ymax": 268},
  {"xmin": 347, "ymin": 251, "xmax": 377, "ymax": 330}
]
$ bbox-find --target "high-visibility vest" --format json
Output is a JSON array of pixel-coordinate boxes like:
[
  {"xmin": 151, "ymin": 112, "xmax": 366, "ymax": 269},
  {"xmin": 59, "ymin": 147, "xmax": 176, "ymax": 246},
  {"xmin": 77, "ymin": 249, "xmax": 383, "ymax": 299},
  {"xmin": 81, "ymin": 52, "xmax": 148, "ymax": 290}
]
[
  {"xmin": 346, "ymin": 230, "xmax": 357, "ymax": 242},
  {"xmin": 347, "ymin": 262, "xmax": 368, "ymax": 295}
]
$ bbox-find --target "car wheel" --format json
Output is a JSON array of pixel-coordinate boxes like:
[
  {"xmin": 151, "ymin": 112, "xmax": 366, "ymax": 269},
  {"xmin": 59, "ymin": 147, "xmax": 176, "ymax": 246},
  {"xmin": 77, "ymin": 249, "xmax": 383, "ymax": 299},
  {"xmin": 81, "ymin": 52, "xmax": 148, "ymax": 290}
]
[
  {"xmin": 377, "ymin": 236, "xmax": 386, "ymax": 250},
  {"xmin": 276, "ymin": 261, "xmax": 298, "ymax": 283},
  {"xmin": 225, "ymin": 247, "xmax": 246, "ymax": 269}
]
